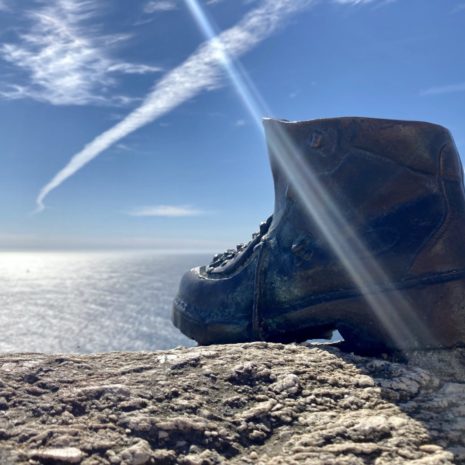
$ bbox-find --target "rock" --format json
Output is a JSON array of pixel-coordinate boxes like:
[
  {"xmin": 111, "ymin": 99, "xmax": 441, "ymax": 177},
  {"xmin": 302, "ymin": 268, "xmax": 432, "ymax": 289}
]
[
  {"xmin": 75, "ymin": 384, "xmax": 131, "ymax": 400},
  {"xmin": 119, "ymin": 440, "xmax": 152, "ymax": 465},
  {"xmin": 0, "ymin": 344, "xmax": 464, "ymax": 464},
  {"xmin": 30, "ymin": 447, "xmax": 85, "ymax": 463},
  {"xmin": 239, "ymin": 399, "xmax": 277, "ymax": 421},
  {"xmin": 152, "ymin": 449, "xmax": 176, "ymax": 464},
  {"xmin": 271, "ymin": 374, "xmax": 300, "ymax": 395}
]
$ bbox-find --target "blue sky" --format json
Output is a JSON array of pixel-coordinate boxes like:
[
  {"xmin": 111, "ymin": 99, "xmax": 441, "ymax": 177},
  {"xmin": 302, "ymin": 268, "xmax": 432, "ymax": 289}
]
[{"xmin": 0, "ymin": 0, "xmax": 464, "ymax": 251}]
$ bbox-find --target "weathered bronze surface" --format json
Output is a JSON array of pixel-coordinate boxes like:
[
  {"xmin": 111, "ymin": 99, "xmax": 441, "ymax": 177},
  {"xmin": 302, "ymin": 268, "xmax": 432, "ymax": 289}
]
[{"xmin": 172, "ymin": 117, "xmax": 465, "ymax": 352}]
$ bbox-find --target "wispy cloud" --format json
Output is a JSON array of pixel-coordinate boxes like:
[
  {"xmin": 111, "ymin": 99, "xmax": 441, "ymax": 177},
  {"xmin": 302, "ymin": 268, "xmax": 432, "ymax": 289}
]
[
  {"xmin": 0, "ymin": 0, "xmax": 162, "ymax": 106},
  {"xmin": 421, "ymin": 82, "xmax": 465, "ymax": 96},
  {"xmin": 36, "ymin": 0, "xmax": 315, "ymax": 211},
  {"xmin": 115, "ymin": 143, "xmax": 134, "ymax": 152},
  {"xmin": 0, "ymin": 0, "xmax": 9, "ymax": 12},
  {"xmin": 452, "ymin": 3, "xmax": 465, "ymax": 13},
  {"xmin": 333, "ymin": 0, "xmax": 396, "ymax": 5},
  {"xmin": 333, "ymin": 0, "xmax": 375, "ymax": 4},
  {"xmin": 143, "ymin": 0, "xmax": 257, "ymax": 13},
  {"xmin": 144, "ymin": 1, "xmax": 177, "ymax": 13},
  {"xmin": 107, "ymin": 63, "xmax": 162, "ymax": 75},
  {"xmin": 127, "ymin": 205, "xmax": 206, "ymax": 217},
  {"xmin": 206, "ymin": 0, "xmax": 260, "ymax": 5}
]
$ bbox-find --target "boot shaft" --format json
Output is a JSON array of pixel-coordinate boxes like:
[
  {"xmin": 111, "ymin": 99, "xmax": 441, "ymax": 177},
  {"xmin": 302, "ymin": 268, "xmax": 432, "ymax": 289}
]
[
  {"xmin": 263, "ymin": 117, "xmax": 463, "ymax": 222},
  {"xmin": 261, "ymin": 117, "xmax": 465, "ymax": 299}
]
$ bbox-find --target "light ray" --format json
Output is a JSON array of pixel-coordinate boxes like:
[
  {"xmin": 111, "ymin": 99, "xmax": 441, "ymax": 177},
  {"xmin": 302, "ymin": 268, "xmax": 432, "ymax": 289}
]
[
  {"xmin": 265, "ymin": 121, "xmax": 433, "ymax": 349},
  {"xmin": 184, "ymin": 0, "xmax": 267, "ymax": 128},
  {"xmin": 184, "ymin": 0, "xmax": 435, "ymax": 351}
]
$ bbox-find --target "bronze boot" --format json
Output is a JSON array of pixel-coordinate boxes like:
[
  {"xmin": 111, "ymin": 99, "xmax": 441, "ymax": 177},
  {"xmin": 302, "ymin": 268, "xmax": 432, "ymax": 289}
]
[{"xmin": 172, "ymin": 117, "xmax": 465, "ymax": 352}]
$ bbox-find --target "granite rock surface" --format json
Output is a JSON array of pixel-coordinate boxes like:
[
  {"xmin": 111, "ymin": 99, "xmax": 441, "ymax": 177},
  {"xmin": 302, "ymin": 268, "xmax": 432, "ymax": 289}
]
[{"xmin": 0, "ymin": 343, "xmax": 464, "ymax": 465}]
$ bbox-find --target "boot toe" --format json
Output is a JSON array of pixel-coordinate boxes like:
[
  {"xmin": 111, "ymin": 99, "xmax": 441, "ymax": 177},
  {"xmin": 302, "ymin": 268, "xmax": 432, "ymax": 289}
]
[{"xmin": 172, "ymin": 265, "xmax": 256, "ymax": 345}]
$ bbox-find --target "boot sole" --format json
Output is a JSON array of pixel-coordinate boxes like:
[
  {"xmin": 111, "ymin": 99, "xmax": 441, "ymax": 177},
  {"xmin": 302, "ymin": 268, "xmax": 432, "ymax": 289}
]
[
  {"xmin": 172, "ymin": 301, "xmax": 334, "ymax": 346},
  {"xmin": 173, "ymin": 270, "xmax": 465, "ymax": 351},
  {"xmin": 264, "ymin": 270, "xmax": 465, "ymax": 352},
  {"xmin": 172, "ymin": 300, "xmax": 253, "ymax": 345}
]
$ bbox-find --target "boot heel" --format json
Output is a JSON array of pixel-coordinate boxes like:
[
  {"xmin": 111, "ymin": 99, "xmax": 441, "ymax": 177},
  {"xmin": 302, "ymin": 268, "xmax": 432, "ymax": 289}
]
[{"xmin": 337, "ymin": 274, "xmax": 465, "ymax": 352}]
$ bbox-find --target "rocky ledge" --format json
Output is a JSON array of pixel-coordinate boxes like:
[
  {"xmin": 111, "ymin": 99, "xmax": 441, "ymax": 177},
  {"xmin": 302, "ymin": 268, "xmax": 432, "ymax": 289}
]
[{"xmin": 0, "ymin": 343, "xmax": 464, "ymax": 465}]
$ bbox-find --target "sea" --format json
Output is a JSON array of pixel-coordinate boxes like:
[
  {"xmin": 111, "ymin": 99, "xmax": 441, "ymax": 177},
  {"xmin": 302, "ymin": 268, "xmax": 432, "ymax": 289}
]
[{"xmin": 0, "ymin": 252, "xmax": 212, "ymax": 354}]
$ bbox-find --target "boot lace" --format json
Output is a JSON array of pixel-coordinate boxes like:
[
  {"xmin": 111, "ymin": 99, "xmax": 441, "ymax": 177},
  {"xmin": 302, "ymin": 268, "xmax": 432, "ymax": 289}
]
[{"xmin": 207, "ymin": 216, "xmax": 273, "ymax": 272}]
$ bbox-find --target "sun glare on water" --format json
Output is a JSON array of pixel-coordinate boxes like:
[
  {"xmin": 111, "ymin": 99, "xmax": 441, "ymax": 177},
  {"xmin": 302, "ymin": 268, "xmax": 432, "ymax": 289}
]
[{"xmin": 0, "ymin": 252, "xmax": 200, "ymax": 353}]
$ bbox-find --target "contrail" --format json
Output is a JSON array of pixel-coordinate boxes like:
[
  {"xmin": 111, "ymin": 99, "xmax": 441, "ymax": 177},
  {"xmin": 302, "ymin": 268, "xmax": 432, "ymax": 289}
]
[{"xmin": 36, "ymin": 0, "xmax": 313, "ymax": 211}]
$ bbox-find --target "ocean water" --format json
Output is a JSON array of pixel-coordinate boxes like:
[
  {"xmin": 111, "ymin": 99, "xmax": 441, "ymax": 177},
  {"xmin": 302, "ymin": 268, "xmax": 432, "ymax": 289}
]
[{"xmin": 0, "ymin": 252, "xmax": 212, "ymax": 354}]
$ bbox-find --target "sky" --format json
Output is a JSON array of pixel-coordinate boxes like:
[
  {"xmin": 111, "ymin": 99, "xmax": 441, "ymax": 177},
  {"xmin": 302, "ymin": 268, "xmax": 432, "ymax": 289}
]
[{"xmin": 0, "ymin": 0, "xmax": 464, "ymax": 251}]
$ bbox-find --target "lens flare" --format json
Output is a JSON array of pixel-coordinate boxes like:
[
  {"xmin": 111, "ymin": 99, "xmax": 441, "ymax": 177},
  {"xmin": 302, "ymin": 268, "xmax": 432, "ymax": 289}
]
[
  {"xmin": 184, "ymin": 0, "xmax": 270, "ymax": 130},
  {"xmin": 183, "ymin": 0, "xmax": 435, "ymax": 350}
]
